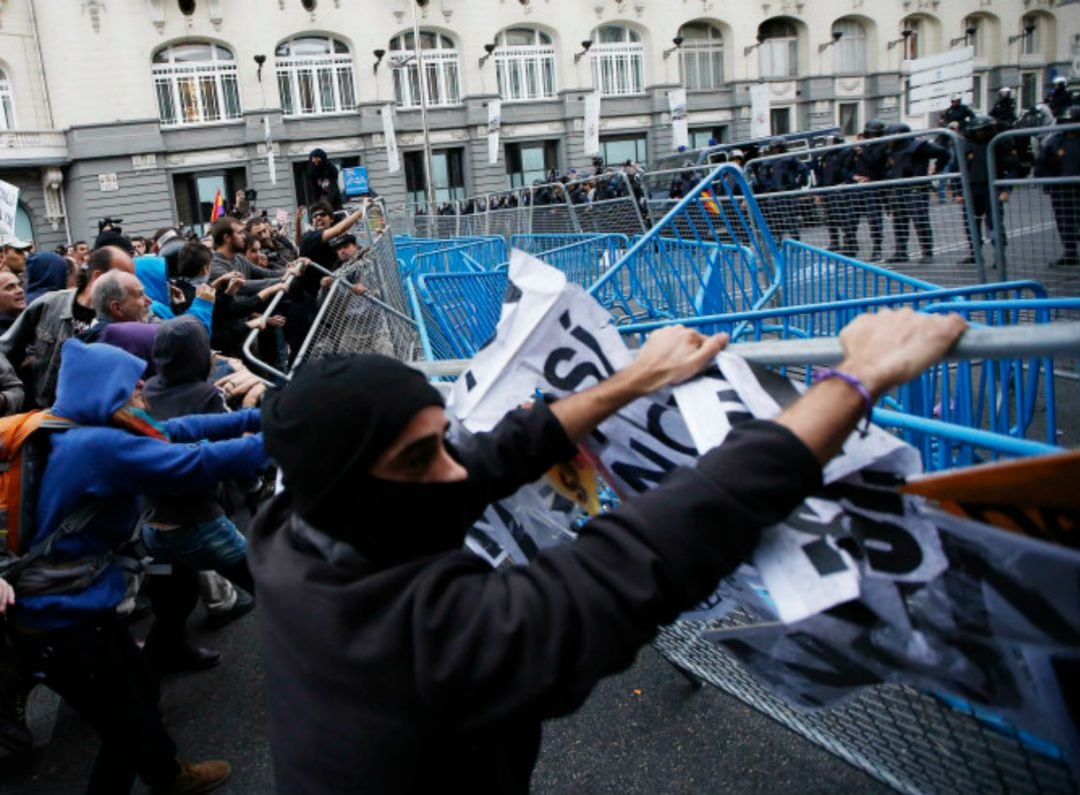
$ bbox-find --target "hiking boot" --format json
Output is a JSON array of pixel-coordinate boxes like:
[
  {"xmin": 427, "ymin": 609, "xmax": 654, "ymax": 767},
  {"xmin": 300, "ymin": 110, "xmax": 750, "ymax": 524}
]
[
  {"xmin": 886, "ymin": 252, "xmax": 909, "ymax": 263},
  {"xmin": 958, "ymin": 254, "xmax": 976, "ymax": 265},
  {"xmin": 1051, "ymin": 256, "xmax": 1078, "ymax": 268},
  {"xmin": 203, "ymin": 589, "xmax": 254, "ymax": 632},
  {"xmin": 155, "ymin": 759, "xmax": 231, "ymax": 795},
  {"xmin": 159, "ymin": 645, "xmax": 221, "ymax": 675},
  {"xmin": 0, "ymin": 688, "xmax": 32, "ymax": 754}
]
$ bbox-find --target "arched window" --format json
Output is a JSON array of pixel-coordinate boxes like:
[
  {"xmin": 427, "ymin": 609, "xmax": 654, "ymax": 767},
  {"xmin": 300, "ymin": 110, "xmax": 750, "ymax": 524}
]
[
  {"xmin": 494, "ymin": 28, "xmax": 556, "ymax": 102},
  {"xmin": 590, "ymin": 25, "xmax": 644, "ymax": 96},
  {"xmin": 0, "ymin": 68, "xmax": 14, "ymax": 131},
  {"xmin": 758, "ymin": 18, "xmax": 798, "ymax": 79},
  {"xmin": 833, "ymin": 18, "xmax": 867, "ymax": 73},
  {"xmin": 275, "ymin": 35, "xmax": 356, "ymax": 116},
  {"xmin": 679, "ymin": 21, "xmax": 724, "ymax": 91},
  {"xmin": 1021, "ymin": 13, "xmax": 1055, "ymax": 59},
  {"xmin": 389, "ymin": 31, "xmax": 461, "ymax": 109},
  {"xmin": 900, "ymin": 15, "xmax": 937, "ymax": 60},
  {"xmin": 152, "ymin": 42, "xmax": 241, "ymax": 126}
]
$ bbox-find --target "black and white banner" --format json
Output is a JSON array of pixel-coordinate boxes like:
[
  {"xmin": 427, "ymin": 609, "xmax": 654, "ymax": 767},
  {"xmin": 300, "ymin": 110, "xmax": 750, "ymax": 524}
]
[{"xmin": 449, "ymin": 252, "xmax": 1080, "ymax": 771}]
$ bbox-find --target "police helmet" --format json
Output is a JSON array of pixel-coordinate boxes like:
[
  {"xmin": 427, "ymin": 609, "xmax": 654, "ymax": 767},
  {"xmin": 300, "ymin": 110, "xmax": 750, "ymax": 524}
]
[
  {"xmin": 729, "ymin": 148, "xmax": 746, "ymax": 161},
  {"xmin": 863, "ymin": 118, "xmax": 887, "ymax": 137},
  {"xmin": 951, "ymin": 94, "xmax": 962, "ymax": 102},
  {"xmin": 1062, "ymin": 105, "xmax": 1080, "ymax": 123},
  {"xmin": 999, "ymin": 86, "xmax": 1013, "ymax": 96},
  {"xmin": 1053, "ymin": 75, "xmax": 1067, "ymax": 86},
  {"xmin": 965, "ymin": 115, "xmax": 997, "ymax": 135},
  {"xmin": 768, "ymin": 136, "xmax": 787, "ymax": 152},
  {"xmin": 885, "ymin": 123, "xmax": 911, "ymax": 136}
]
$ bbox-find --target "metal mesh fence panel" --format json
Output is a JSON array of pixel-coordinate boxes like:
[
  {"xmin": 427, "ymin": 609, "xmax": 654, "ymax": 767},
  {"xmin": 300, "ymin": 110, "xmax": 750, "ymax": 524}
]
[
  {"xmin": 990, "ymin": 124, "xmax": 1080, "ymax": 301},
  {"xmin": 291, "ymin": 274, "xmax": 423, "ymax": 370},
  {"xmin": 653, "ymin": 619, "xmax": 1079, "ymax": 795}
]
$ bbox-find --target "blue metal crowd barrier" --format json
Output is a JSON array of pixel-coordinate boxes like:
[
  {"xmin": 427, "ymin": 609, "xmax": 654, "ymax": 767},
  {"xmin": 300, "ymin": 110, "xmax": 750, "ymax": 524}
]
[
  {"xmin": 414, "ymin": 270, "xmax": 509, "ymax": 360},
  {"xmin": 406, "ymin": 237, "xmax": 508, "ymax": 278},
  {"xmin": 508, "ymin": 233, "xmax": 616, "ymax": 255},
  {"xmin": 781, "ymin": 239, "xmax": 938, "ymax": 306}
]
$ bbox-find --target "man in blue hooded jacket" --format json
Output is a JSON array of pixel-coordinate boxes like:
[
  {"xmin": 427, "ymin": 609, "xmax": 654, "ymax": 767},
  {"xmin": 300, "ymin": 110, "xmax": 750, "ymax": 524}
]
[{"xmin": 6, "ymin": 337, "xmax": 267, "ymax": 794}]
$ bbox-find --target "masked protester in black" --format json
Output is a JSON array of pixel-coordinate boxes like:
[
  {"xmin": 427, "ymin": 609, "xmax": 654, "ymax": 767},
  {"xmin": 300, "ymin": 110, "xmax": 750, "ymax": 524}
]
[{"xmin": 248, "ymin": 310, "xmax": 968, "ymax": 795}]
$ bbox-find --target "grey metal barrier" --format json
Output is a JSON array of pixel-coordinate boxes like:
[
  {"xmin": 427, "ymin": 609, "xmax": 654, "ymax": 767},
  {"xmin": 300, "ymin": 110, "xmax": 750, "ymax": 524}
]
[
  {"xmin": 989, "ymin": 123, "xmax": 1080, "ymax": 300},
  {"xmin": 643, "ymin": 129, "xmax": 985, "ymax": 288},
  {"xmin": 411, "ymin": 323, "xmax": 1080, "ymax": 795}
]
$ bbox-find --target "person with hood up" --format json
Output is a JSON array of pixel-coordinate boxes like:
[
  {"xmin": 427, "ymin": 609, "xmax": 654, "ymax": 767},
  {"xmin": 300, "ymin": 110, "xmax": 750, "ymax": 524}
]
[
  {"xmin": 303, "ymin": 148, "xmax": 342, "ymax": 211},
  {"xmin": 134, "ymin": 251, "xmax": 213, "ymax": 332},
  {"xmin": 248, "ymin": 309, "xmax": 967, "ymax": 794},
  {"xmin": 5, "ymin": 337, "xmax": 267, "ymax": 794},
  {"xmin": 139, "ymin": 316, "xmax": 260, "ymax": 671},
  {"xmin": 24, "ymin": 252, "xmax": 69, "ymax": 306}
]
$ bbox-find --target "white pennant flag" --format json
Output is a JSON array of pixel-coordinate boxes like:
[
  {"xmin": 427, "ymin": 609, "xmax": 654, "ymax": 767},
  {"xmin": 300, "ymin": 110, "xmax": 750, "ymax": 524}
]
[
  {"xmin": 583, "ymin": 92, "xmax": 601, "ymax": 157},
  {"xmin": 668, "ymin": 88, "xmax": 689, "ymax": 151},
  {"xmin": 749, "ymin": 83, "xmax": 771, "ymax": 139},
  {"xmin": 487, "ymin": 99, "xmax": 502, "ymax": 165},
  {"xmin": 381, "ymin": 105, "xmax": 400, "ymax": 175},
  {"xmin": 263, "ymin": 115, "xmax": 277, "ymax": 186}
]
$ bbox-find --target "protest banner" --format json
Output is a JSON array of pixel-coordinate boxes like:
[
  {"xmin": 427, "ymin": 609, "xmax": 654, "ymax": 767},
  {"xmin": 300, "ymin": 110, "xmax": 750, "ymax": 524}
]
[{"xmin": 448, "ymin": 251, "xmax": 1080, "ymax": 774}]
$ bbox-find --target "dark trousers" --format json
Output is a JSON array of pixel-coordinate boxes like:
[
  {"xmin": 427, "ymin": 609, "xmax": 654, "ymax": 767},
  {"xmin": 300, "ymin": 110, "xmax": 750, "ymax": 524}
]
[
  {"xmin": 11, "ymin": 616, "xmax": 179, "ymax": 794},
  {"xmin": 143, "ymin": 558, "xmax": 255, "ymax": 671},
  {"xmin": 965, "ymin": 188, "xmax": 995, "ymax": 253}
]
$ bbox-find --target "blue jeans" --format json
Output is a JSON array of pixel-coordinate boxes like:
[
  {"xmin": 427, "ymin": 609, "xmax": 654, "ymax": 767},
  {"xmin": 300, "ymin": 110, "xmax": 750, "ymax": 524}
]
[{"xmin": 143, "ymin": 515, "xmax": 247, "ymax": 570}]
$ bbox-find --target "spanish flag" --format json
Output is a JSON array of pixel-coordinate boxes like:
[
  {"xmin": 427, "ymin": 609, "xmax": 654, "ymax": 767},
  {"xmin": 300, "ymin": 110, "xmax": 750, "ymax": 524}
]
[
  {"xmin": 210, "ymin": 189, "xmax": 226, "ymax": 220},
  {"xmin": 700, "ymin": 189, "xmax": 721, "ymax": 216}
]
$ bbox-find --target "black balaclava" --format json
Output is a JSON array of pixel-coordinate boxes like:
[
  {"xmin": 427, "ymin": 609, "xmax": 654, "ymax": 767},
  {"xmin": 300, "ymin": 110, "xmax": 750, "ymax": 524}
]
[{"xmin": 263, "ymin": 354, "xmax": 490, "ymax": 564}]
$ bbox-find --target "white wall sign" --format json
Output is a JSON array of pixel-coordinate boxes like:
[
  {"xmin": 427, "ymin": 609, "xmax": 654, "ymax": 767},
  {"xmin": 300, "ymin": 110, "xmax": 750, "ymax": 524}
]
[
  {"xmin": 381, "ymin": 105, "xmax": 401, "ymax": 175},
  {"xmin": 749, "ymin": 84, "xmax": 771, "ymax": 139},
  {"xmin": 907, "ymin": 46, "xmax": 975, "ymax": 116},
  {"xmin": 0, "ymin": 180, "xmax": 18, "ymax": 239},
  {"xmin": 98, "ymin": 173, "xmax": 119, "ymax": 192},
  {"xmin": 487, "ymin": 99, "xmax": 502, "ymax": 165},
  {"xmin": 583, "ymin": 92, "xmax": 602, "ymax": 157},
  {"xmin": 668, "ymin": 88, "xmax": 689, "ymax": 151}
]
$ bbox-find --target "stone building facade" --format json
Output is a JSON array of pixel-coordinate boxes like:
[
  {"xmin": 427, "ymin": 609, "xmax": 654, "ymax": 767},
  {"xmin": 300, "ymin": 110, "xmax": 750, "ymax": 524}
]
[{"xmin": 0, "ymin": 0, "xmax": 1075, "ymax": 246}]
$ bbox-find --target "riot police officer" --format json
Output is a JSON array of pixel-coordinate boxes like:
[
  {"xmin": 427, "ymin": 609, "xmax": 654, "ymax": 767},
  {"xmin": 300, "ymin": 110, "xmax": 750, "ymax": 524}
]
[
  {"xmin": 750, "ymin": 137, "xmax": 809, "ymax": 243},
  {"xmin": 939, "ymin": 95, "xmax": 976, "ymax": 131},
  {"xmin": 884, "ymin": 124, "xmax": 951, "ymax": 263},
  {"xmin": 960, "ymin": 115, "xmax": 1022, "ymax": 265},
  {"xmin": 1045, "ymin": 76, "xmax": 1074, "ymax": 121},
  {"xmin": 853, "ymin": 119, "xmax": 889, "ymax": 260},
  {"xmin": 1035, "ymin": 106, "xmax": 1080, "ymax": 267},
  {"xmin": 990, "ymin": 87, "xmax": 1018, "ymax": 127},
  {"xmin": 812, "ymin": 135, "xmax": 857, "ymax": 256}
]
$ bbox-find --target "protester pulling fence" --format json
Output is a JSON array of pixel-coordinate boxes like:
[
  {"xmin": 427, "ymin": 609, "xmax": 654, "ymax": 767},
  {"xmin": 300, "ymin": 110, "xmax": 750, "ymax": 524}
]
[{"xmin": 444, "ymin": 250, "xmax": 1079, "ymax": 795}]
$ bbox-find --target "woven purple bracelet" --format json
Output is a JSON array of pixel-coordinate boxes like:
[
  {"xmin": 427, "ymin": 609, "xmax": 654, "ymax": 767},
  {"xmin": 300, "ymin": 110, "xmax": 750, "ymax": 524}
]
[{"xmin": 812, "ymin": 368, "xmax": 873, "ymax": 435}]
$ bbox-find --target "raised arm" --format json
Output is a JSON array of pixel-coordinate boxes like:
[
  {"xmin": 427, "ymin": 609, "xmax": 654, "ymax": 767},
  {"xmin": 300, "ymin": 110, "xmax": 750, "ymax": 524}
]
[
  {"xmin": 549, "ymin": 325, "xmax": 728, "ymax": 443},
  {"xmin": 320, "ymin": 205, "xmax": 366, "ymax": 243}
]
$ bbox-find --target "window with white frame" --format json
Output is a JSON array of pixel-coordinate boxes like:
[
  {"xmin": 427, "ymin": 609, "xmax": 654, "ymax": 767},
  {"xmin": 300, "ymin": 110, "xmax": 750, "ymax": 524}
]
[
  {"xmin": 0, "ymin": 68, "xmax": 14, "ymax": 131},
  {"xmin": 971, "ymin": 73, "xmax": 983, "ymax": 110},
  {"xmin": 275, "ymin": 35, "xmax": 357, "ymax": 116},
  {"xmin": 1020, "ymin": 70, "xmax": 1041, "ymax": 109},
  {"xmin": 1021, "ymin": 14, "xmax": 1053, "ymax": 58},
  {"xmin": 152, "ymin": 42, "xmax": 241, "ymax": 127},
  {"xmin": 964, "ymin": 15, "xmax": 985, "ymax": 59},
  {"xmin": 590, "ymin": 25, "xmax": 645, "ymax": 97},
  {"xmin": 758, "ymin": 18, "xmax": 798, "ymax": 79},
  {"xmin": 494, "ymin": 28, "xmax": 556, "ymax": 102},
  {"xmin": 833, "ymin": 18, "xmax": 867, "ymax": 74},
  {"xmin": 902, "ymin": 17, "xmax": 922, "ymax": 60},
  {"xmin": 770, "ymin": 106, "xmax": 792, "ymax": 135},
  {"xmin": 389, "ymin": 31, "xmax": 461, "ymax": 109},
  {"xmin": 679, "ymin": 21, "xmax": 724, "ymax": 91},
  {"xmin": 837, "ymin": 102, "xmax": 860, "ymax": 136}
]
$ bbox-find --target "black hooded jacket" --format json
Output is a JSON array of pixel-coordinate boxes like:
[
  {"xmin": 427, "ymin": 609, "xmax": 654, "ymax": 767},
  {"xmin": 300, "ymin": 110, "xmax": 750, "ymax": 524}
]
[
  {"xmin": 248, "ymin": 404, "xmax": 821, "ymax": 794},
  {"xmin": 304, "ymin": 148, "xmax": 342, "ymax": 210},
  {"xmin": 143, "ymin": 316, "xmax": 228, "ymax": 524}
]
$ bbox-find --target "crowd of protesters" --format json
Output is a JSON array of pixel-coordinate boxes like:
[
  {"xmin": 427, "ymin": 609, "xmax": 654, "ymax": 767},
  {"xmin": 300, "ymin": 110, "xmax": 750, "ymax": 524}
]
[{"xmin": 0, "ymin": 166, "xmax": 379, "ymax": 792}]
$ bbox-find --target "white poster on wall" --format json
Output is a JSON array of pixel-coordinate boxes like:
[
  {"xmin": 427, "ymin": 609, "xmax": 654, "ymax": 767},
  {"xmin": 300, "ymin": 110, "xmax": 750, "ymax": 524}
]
[
  {"xmin": 0, "ymin": 180, "xmax": 18, "ymax": 239},
  {"xmin": 583, "ymin": 92, "xmax": 602, "ymax": 157},
  {"xmin": 487, "ymin": 99, "xmax": 502, "ymax": 165},
  {"xmin": 264, "ymin": 115, "xmax": 277, "ymax": 186},
  {"xmin": 381, "ymin": 105, "xmax": 401, "ymax": 175},
  {"xmin": 749, "ymin": 83, "xmax": 771, "ymax": 139},
  {"xmin": 668, "ymin": 88, "xmax": 689, "ymax": 151}
]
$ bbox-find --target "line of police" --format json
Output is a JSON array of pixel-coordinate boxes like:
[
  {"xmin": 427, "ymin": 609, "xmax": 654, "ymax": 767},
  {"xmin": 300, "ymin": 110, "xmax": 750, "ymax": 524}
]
[{"xmin": 730, "ymin": 98, "xmax": 1080, "ymax": 268}]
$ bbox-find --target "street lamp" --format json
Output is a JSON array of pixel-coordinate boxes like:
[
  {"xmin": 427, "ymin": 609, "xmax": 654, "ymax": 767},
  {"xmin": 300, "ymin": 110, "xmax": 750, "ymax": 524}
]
[
  {"xmin": 479, "ymin": 42, "xmax": 496, "ymax": 68},
  {"xmin": 743, "ymin": 34, "xmax": 764, "ymax": 57},
  {"xmin": 818, "ymin": 30, "xmax": 843, "ymax": 54},
  {"xmin": 662, "ymin": 36, "xmax": 684, "ymax": 60},
  {"xmin": 1008, "ymin": 23, "xmax": 1036, "ymax": 47},
  {"xmin": 372, "ymin": 49, "xmax": 386, "ymax": 74},
  {"xmin": 950, "ymin": 27, "xmax": 977, "ymax": 47},
  {"xmin": 573, "ymin": 40, "xmax": 593, "ymax": 64}
]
